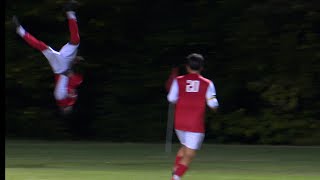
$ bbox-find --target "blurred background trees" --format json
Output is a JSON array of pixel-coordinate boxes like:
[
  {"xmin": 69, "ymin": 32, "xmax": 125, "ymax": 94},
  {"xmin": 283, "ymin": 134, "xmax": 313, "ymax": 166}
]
[{"xmin": 5, "ymin": 0, "xmax": 320, "ymax": 144}]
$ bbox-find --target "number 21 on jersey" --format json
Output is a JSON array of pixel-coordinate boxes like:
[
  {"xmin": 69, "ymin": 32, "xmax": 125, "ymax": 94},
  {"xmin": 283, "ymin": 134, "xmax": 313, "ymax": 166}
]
[{"xmin": 186, "ymin": 80, "xmax": 200, "ymax": 92}]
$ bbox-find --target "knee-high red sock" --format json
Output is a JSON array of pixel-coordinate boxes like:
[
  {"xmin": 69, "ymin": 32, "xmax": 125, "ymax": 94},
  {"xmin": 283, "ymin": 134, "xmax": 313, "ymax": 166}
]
[
  {"xmin": 67, "ymin": 12, "xmax": 80, "ymax": 44},
  {"xmin": 174, "ymin": 163, "xmax": 188, "ymax": 177},
  {"xmin": 23, "ymin": 32, "xmax": 48, "ymax": 51},
  {"xmin": 174, "ymin": 155, "xmax": 182, "ymax": 169}
]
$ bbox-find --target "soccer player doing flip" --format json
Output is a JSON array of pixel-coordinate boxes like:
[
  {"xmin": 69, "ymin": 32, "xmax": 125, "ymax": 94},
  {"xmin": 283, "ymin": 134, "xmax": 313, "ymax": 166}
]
[
  {"xmin": 166, "ymin": 53, "xmax": 219, "ymax": 180},
  {"xmin": 12, "ymin": 0, "xmax": 84, "ymax": 115}
]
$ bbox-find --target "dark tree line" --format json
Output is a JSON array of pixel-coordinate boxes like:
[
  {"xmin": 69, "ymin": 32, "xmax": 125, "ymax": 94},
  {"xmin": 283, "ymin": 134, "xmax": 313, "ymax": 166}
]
[{"xmin": 5, "ymin": 0, "xmax": 320, "ymax": 144}]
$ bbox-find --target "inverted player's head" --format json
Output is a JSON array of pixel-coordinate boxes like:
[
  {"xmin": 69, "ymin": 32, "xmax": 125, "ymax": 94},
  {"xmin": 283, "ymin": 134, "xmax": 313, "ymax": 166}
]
[
  {"xmin": 70, "ymin": 56, "xmax": 85, "ymax": 73},
  {"xmin": 186, "ymin": 53, "xmax": 204, "ymax": 73}
]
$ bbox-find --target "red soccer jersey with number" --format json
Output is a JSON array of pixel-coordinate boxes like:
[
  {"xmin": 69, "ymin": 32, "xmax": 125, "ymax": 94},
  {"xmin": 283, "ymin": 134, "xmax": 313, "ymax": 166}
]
[{"xmin": 174, "ymin": 73, "xmax": 211, "ymax": 133}]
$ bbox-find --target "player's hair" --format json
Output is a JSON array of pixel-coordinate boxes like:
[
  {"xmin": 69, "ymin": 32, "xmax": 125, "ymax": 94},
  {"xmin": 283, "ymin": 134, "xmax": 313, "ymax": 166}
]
[{"xmin": 186, "ymin": 53, "xmax": 204, "ymax": 71}]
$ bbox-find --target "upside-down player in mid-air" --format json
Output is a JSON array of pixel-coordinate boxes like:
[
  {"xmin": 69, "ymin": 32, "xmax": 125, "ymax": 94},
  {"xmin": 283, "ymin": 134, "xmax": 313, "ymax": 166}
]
[
  {"xmin": 13, "ymin": 0, "xmax": 84, "ymax": 115},
  {"xmin": 166, "ymin": 53, "xmax": 219, "ymax": 180}
]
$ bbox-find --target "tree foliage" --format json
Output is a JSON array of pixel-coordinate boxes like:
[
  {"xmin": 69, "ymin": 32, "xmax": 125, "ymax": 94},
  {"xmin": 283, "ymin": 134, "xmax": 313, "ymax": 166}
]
[{"xmin": 5, "ymin": 0, "xmax": 320, "ymax": 144}]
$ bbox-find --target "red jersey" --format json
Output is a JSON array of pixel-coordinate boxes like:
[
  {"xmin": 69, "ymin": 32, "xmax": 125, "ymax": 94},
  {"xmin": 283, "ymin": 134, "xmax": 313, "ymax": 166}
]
[
  {"xmin": 55, "ymin": 73, "xmax": 83, "ymax": 107},
  {"xmin": 169, "ymin": 73, "xmax": 214, "ymax": 133}
]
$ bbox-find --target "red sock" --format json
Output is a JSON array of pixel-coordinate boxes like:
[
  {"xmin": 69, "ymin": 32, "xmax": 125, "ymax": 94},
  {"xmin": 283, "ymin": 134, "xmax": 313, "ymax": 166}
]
[
  {"xmin": 68, "ymin": 18, "xmax": 80, "ymax": 44},
  {"xmin": 175, "ymin": 156, "xmax": 182, "ymax": 167},
  {"xmin": 173, "ymin": 155, "xmax": 183, "ymax": 173},
  {"xmin": 23, "ymin": 32, "xmax": 48, "ymax": 51},
  {"xmin": 175, "ymin": 163, "xmax": 188, "ymax": 177}
]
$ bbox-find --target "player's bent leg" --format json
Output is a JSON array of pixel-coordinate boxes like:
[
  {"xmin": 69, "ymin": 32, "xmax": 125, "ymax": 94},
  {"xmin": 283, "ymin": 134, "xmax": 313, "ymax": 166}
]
[
  {"xmin": 173, "ymin": 146, "xmax": 185, "ymax": 172},
  {"xmin": 172, "ymin": 147, "xmax": 194, "ymax": 180},
  {"xmin": 13, "ymin": 16, "xmax": 48, "ymax": 51},
  {"xmin": 179, "ymin": 147, "xmax": 196, "ymax": 166},
  {"xmin": 23, "ymin": 33, "xmax": 49, "ymax": 51},
  {"xmin": 59, "ymin": 11, "xmax": 80, "ymax": 61},
  {"xmin": 171, "ymin": 131, "xmax": 204, "ymax": 179},
  {"xmin": 179, "ymin": 131, "xmax": 204, "ymax": 165},
  {"xmin": 172, "ymin": 162, "xmax": 189, "ymax": 180},
  {"xmin": 173, "ymin": 130, "xmax": 187, "ymax": 172},
  {"xmin": 12, "ymin": 16, "xmax": 65, "ymax": 74}
]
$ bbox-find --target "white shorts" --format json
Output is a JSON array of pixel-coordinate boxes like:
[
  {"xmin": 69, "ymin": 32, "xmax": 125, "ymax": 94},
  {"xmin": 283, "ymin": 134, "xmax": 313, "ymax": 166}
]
[
  {"xmin": 42, "ymin": 43, "xmax": 79, "ymax": 74},
  {"xmin": 175, "ymin": 130, "xmax": 205, "ymax": 150}
]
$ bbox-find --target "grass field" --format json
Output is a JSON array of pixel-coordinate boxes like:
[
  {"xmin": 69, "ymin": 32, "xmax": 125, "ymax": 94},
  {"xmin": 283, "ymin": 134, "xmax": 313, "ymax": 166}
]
[{"xmin": 5, "ymin": 140, "xmax": 320, "ymax": 180}]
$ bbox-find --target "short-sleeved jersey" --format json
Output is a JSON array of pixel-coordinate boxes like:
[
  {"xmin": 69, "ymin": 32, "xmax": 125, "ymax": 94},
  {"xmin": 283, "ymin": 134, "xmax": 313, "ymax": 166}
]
[
  {"xmin": 167, "ymin": 73, "xmax": 218, "ymax": 133},
  {"xmin": 55, "ymin": 73, "xmax": 83, "ymax": 107}
]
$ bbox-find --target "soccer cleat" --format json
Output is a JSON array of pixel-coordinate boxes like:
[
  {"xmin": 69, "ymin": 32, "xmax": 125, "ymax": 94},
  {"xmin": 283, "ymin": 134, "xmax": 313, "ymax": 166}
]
[
  {"xmin": 171, "ymin": 175, "xmax": 181, "ymax": 180},
  {"xmin": 63, "ymin": 0, "xmax": 79, "ymax": 11},
  {"xmin": 12, "ymin": 15, "xmax": 20, "ymax": 27}
]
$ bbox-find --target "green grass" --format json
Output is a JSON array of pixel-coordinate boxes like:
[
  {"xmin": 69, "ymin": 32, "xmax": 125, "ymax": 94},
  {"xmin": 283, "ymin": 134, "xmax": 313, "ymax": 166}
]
[{"xmin": 5, "ymin": 140, "xmax": 320, "ymax": 180}]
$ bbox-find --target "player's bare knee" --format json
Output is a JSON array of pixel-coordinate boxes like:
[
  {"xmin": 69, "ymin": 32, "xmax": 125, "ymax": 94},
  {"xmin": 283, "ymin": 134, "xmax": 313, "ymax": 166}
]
[{"xmin": 184, "ymin": 149, "xmax": 196, "ymax": 159}]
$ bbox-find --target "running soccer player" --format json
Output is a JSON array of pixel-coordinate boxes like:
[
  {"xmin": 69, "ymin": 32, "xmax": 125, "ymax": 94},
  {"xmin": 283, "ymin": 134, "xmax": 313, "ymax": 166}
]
[
  {"xmin": 166, "ymin": 53, "xmax": 219, "ymax": 180},
  {"xmin": 12, "ymin": 0, "xmax": 84, "ymax": 115}
]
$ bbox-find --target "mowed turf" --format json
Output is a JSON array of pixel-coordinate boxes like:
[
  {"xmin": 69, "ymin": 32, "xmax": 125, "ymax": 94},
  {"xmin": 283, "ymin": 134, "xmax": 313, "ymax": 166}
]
[{"xmin": 5, "ymin": 140, "xmax": 320, "ymax": 180}]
